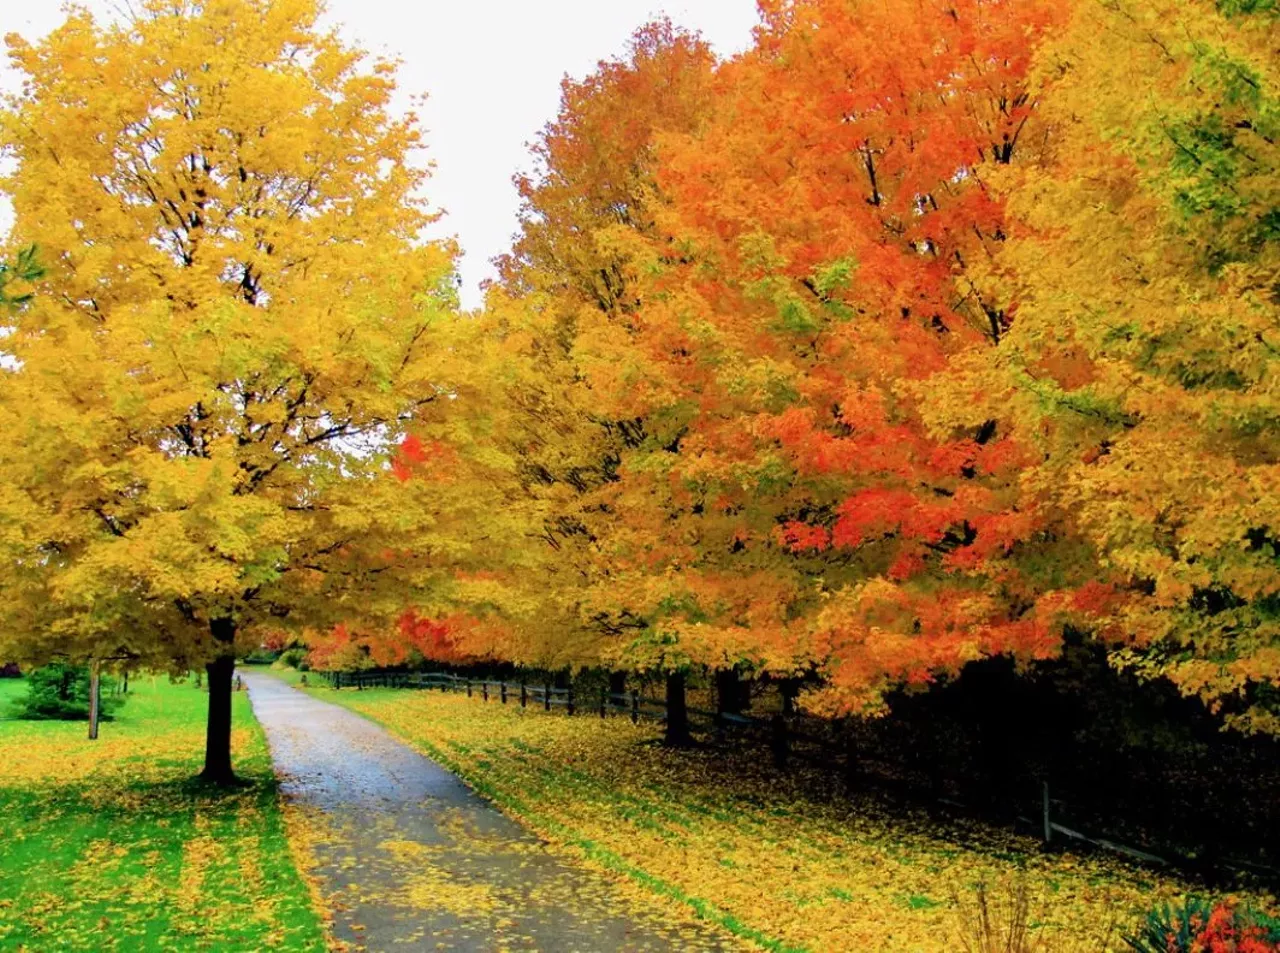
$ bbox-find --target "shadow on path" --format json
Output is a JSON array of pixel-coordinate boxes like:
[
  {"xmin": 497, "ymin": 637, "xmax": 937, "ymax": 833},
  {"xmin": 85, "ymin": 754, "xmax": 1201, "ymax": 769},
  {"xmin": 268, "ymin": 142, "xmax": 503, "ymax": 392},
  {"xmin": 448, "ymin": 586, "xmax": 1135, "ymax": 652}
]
[{"xmin": 243, "ymin": 672, "xmax": 732, "ymax": 952}]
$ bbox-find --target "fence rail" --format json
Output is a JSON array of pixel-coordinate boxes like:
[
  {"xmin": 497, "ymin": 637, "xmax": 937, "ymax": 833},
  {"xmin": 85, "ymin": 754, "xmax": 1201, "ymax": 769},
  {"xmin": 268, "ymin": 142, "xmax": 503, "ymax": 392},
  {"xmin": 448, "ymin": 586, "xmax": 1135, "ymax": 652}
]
[{"xmin": 315, "ymin": 666, "xmax": 1277, "ymax": 880}]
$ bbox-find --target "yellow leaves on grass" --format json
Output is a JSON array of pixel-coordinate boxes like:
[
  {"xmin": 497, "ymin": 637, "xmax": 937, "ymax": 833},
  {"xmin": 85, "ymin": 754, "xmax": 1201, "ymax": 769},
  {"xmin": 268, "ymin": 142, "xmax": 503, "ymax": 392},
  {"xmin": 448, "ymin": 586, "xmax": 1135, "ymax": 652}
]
[
  {"xmin": 0, "ymin": 678, "xmax": 327, "ymax": 951},
  {"xmin": 322, "ymin": 687, "xmax": 1272, "ymax": 953}
]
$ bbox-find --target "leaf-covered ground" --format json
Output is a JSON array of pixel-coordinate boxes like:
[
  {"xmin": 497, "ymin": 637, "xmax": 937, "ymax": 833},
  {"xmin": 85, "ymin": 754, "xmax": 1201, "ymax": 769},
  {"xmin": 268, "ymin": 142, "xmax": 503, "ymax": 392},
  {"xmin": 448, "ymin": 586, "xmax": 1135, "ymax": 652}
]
[
  {"xmin": 310, "ymin": 684, "xmax": 1275, "ymax": 952},
  {"xmin": 245, "ymin": 669, "xmax": 732, "ymax": 951},
  {"xmin": 0, "ymin": 676, "xmax": 328, "ymax": 951}
]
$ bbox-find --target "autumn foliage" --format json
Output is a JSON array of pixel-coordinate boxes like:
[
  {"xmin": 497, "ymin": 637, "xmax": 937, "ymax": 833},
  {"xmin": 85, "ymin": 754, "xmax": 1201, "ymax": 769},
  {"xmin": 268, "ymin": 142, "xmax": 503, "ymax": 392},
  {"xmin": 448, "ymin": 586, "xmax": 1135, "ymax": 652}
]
[
  {"xmin": 0, "ymin": 0, "xmax": 462, "ymax": 779},
  {"xmin": 385, "ymin": 0, "xmax": 1278, "ymax": 731},
  {"xmin": 2, "ymin": 0, "xmax": 1278, "ymax": 761}
]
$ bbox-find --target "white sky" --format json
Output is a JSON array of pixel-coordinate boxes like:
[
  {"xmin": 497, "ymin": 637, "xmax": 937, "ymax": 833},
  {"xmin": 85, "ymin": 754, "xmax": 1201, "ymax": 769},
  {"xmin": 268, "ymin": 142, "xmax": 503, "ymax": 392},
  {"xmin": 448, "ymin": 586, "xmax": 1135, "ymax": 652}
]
[{"xmin": 0, "ymin": 1, "xmax": 759, "ymax": 309}]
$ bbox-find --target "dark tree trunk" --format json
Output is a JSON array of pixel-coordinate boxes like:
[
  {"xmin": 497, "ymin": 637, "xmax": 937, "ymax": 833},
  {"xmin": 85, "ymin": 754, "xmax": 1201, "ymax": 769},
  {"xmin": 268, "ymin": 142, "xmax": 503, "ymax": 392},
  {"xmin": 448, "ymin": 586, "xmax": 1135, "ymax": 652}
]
[
  {"xmin": 664, "ymin": 671, "xmax": 693, "ymax": 747},
  {"xmin": 842, "ymin": 718, "xmax": 860, "ymax": 791},
  {"xmin": 715, "ymin": 668, "xmax": 747, "ymax": 715},
  {"xmin": 121, "ymin": 670, "xmax": 129, "ymax": 694},
  {"xmin": 608, "ymin": 671, "xmax": 626, "ymax": 697},
  {"xmin": 201, "ymin": 618, "xmax": 238, "ymax": 785},
  {"xmin": 779, "ymin": 677, "xmax": 799, "ymax": 716},
  {"xmin": 770, "ymin": 713, "xmax": 789, "ymax": 769}
]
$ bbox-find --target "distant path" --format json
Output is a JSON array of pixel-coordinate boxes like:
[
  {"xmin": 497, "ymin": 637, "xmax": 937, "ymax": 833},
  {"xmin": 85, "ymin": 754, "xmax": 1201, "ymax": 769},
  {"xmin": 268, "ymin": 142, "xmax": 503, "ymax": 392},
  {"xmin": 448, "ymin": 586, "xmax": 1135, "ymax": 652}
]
[{"xmin": 243, "ymin": 672, "xmax": 729, "ymax": 952}]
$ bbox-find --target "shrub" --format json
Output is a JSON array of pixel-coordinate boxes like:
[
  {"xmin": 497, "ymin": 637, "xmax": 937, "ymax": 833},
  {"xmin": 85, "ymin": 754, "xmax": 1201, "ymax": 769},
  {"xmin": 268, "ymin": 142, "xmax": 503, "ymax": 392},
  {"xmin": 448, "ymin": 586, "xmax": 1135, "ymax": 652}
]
[
  {"xmin": 8, "ymin": 662, "xmax": 125, "ymax": 721},
  {"xmin": 1125, "ymin": 898, "xmax": 1280, "ymax": 953},
  {"xmin": 950, "ymin": 877, "xmax": 1117, "ymax": 952},
  {"xmin": 951, "ymin": 878, "xmax": 1041, "ymax": 953},
  {"xmin": 279, "ymin": 647, "xmax": 309, "ymax": 670}
]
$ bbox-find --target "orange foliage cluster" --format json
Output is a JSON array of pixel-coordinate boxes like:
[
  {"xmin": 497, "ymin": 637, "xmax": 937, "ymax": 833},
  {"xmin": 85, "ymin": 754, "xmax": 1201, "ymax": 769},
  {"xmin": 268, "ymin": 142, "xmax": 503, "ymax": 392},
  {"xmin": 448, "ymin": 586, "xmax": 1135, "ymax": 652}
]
[{"xmin": 308, "ymin": 610, "xmax": 475, "ymax": 672}]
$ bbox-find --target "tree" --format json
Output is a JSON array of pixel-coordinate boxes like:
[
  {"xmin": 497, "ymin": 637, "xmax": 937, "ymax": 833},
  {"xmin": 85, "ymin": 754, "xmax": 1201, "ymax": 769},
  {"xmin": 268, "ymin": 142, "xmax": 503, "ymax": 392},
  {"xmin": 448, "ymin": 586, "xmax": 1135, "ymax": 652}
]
[
  {"xmin": 0, "ymin": 0, "xmax": 458, "ymax": 782},
  {"xmin": 565, "ymin": 0, "xmax": 1068, "ymax": 716},
  {"xmin": 7, "ymin": 661, "xmax": 124, "ymax": 723},
  {"xmin": 497, "ymin": 19, "xmax": 717, "ymax": 308},
  {"xmin": 925, "ymin": 0, "xmax": 1280, "ymax": 731},
  {"xmin": 389, "ymin": 22, "xmax": 723, "ymax": 706}
]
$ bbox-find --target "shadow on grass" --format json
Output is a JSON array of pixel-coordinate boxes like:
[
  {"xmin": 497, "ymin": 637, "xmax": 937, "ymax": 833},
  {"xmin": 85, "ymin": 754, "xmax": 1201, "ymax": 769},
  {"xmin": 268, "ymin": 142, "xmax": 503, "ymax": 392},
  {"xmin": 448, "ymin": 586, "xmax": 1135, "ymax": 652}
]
[{"xmin": 0, "ymin": 769, "xmax": 322, "ymax": 952}]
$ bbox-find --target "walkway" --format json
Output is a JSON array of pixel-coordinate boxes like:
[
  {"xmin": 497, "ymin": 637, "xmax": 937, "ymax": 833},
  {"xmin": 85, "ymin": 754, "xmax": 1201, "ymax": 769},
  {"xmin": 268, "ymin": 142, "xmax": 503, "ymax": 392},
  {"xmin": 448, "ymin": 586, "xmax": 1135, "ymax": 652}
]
[{"xmin": 242, "ymin": 672, "xmax": 729, "ymax": 952}]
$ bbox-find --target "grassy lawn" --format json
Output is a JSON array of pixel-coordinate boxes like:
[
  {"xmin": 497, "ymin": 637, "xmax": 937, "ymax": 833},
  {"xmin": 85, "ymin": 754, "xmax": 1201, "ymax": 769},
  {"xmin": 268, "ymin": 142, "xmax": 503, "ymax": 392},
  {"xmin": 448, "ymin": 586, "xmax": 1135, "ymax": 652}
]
[
  {"xmin": 303, "ymin": 682, "xmax": 1274, "ymax": 952},
  {"xmin": 0, "ymin": 674, "xmax": 327, "ymax": 952},
  {"xmin": 242, "ymin": 662, "xmax": 312, "ymax": 688}
]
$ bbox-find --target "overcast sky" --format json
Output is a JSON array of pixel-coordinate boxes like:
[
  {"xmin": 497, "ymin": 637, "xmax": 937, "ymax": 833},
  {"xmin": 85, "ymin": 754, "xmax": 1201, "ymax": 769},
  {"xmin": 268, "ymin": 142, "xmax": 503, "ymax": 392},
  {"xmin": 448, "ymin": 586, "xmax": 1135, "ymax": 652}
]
[{"xmin": 0, "ymin": 0, "xmax": 759, "ymax": 309}]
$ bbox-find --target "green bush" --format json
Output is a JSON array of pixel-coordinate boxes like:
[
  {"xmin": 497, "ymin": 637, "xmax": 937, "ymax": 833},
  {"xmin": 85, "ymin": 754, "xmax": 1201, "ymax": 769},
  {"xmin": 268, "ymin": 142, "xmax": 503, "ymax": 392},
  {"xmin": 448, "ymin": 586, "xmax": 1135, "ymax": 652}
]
[
  {"xmin": 240, "ymin": 647, "xmax": 282, "ymax": 665},
  {"xmin": 279, "ymin": 647, "xmax": 309, "ymax": 670},
  {"xmin": 8, "ymin": 662, "xmax": 125, "ymax": 721}
]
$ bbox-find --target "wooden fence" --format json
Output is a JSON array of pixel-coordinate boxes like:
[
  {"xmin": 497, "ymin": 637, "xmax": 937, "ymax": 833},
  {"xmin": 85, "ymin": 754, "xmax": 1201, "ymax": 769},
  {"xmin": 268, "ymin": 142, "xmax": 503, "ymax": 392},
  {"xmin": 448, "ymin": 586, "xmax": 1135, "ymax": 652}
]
[{"xmin": 329, "ymin": 670, "xmax": 672, "ymax": 723}]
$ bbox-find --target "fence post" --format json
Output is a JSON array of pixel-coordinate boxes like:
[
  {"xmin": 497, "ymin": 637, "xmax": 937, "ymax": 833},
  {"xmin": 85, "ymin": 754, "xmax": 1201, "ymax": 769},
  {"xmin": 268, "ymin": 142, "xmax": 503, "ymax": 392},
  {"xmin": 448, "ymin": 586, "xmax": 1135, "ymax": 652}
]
[
  {"xmin": 1042, "ymin": 780, "xmax": 1052, "ymax": 846},
  {"xmin": 631, "ymin": 690, "xmax": 640, "ymax": 725},
  {"xmin": 771, "ymin": 714, "xmax": 789, "ymax": 770},
  {"xmin": 482, "ymin": 680, "xmax": 489, "ymax": 702},
  {"xmin": 544, "ymin": 682, "xmax": 552, "ymax": 712},
  {"xmin": 567, "ymin": 686, "xmax": 575, "ymax": 717},
  {"xmin": 466, "ymin": 679, "xmax": 472, "ymax": 698},
  {"xmin": 501, "ymin": 681, "xmax": 508, "ymax": 704},
  {"xmin": 521, "ymin": 682, "xmax": 528, "ymax": 708},
  {"xmin": 600, "ymin": 686, "xmax": 608, "ymax": 719}
]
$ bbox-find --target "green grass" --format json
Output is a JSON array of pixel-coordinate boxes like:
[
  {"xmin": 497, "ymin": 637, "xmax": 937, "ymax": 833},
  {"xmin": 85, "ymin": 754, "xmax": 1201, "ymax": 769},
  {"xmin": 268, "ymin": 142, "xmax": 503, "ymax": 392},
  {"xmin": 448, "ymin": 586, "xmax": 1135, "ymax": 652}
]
[
  {"xmin": 0, "ymin": 675, "xmax": 326, "ymax": 951},
  {"xmin": 0, "ymin": 677, "xmax": 26, "ymax": 711},
  {"xmin": 241, "ymin": 661, "xmax": 312, "ymax": 688}
]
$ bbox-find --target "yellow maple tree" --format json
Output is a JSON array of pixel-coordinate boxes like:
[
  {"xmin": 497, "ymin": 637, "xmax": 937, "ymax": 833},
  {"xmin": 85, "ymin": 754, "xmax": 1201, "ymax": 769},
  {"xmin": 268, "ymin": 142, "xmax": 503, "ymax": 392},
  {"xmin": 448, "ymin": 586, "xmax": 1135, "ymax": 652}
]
[
  {"xmin": 926, "ymin": 0, "xmax": 1280, "ymax": 730},
  {"xmin": 0, "ymin": 0, "xmax": 458, "ymax": 780}
]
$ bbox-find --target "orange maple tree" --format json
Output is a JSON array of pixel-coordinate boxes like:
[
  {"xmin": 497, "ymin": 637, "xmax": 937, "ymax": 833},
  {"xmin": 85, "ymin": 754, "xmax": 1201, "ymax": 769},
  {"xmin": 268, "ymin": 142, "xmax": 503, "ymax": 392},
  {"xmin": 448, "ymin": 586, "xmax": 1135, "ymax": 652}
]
[{"xmin": 561, "ymin": 0, "xmax": 1077, "ymax": 713}]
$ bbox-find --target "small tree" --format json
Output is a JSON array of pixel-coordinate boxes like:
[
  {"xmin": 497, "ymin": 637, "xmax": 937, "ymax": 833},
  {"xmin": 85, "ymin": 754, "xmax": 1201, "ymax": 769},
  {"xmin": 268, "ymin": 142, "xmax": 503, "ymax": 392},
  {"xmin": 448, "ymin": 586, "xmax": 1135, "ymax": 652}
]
[{"xmin": 9, "ymin": 661, "xmax": 123, "ymax": 722}]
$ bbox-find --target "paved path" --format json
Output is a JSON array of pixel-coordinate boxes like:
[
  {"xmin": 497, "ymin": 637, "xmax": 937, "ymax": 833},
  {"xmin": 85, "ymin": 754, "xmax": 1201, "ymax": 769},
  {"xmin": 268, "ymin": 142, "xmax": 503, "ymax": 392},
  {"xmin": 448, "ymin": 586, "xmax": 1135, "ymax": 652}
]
[{"xmin": 243, "ymin": 672, "xmax": 728, "ymax": 952}]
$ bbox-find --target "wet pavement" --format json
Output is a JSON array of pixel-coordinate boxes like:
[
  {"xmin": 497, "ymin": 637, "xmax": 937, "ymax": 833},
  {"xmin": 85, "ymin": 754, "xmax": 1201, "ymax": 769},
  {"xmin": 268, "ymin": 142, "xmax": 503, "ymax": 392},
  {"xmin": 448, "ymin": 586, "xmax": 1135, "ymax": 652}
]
[{"xmin": 243, "ymin": 672, "xmax": 730, "ymax": 952}]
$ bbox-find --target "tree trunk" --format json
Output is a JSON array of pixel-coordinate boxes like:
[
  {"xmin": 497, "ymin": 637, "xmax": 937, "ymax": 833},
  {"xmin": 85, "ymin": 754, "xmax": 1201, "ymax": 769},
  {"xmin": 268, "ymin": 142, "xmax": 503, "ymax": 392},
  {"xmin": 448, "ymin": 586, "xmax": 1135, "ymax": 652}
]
[
  {"xmin": 87, "ymin": 663, "xmax": 100, "ymax": 741},
  {"xmin": 200, "ymin": 618, "xmax": 238, "ymax": 785},
  {"xmin": 715, "ymin": 668, "xmax": 746, "ymax": 715},
  {"xmin": 121, "ymin": 670, "xmax": 129, "ymax": 694},
  {"xmin": 779, "ymin": 677, "xmax": 799, "ymax": 716},
  {"xmin": 664, "ymin": 671, "xmax": 693, "ymax": 747},
  {"xmin": 842, "ymin": 718, "xmax": 860, "ymax": 791},
  {"xmin": 608, "ymin": 671, "xmax": 626, "ymax": 697}
]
